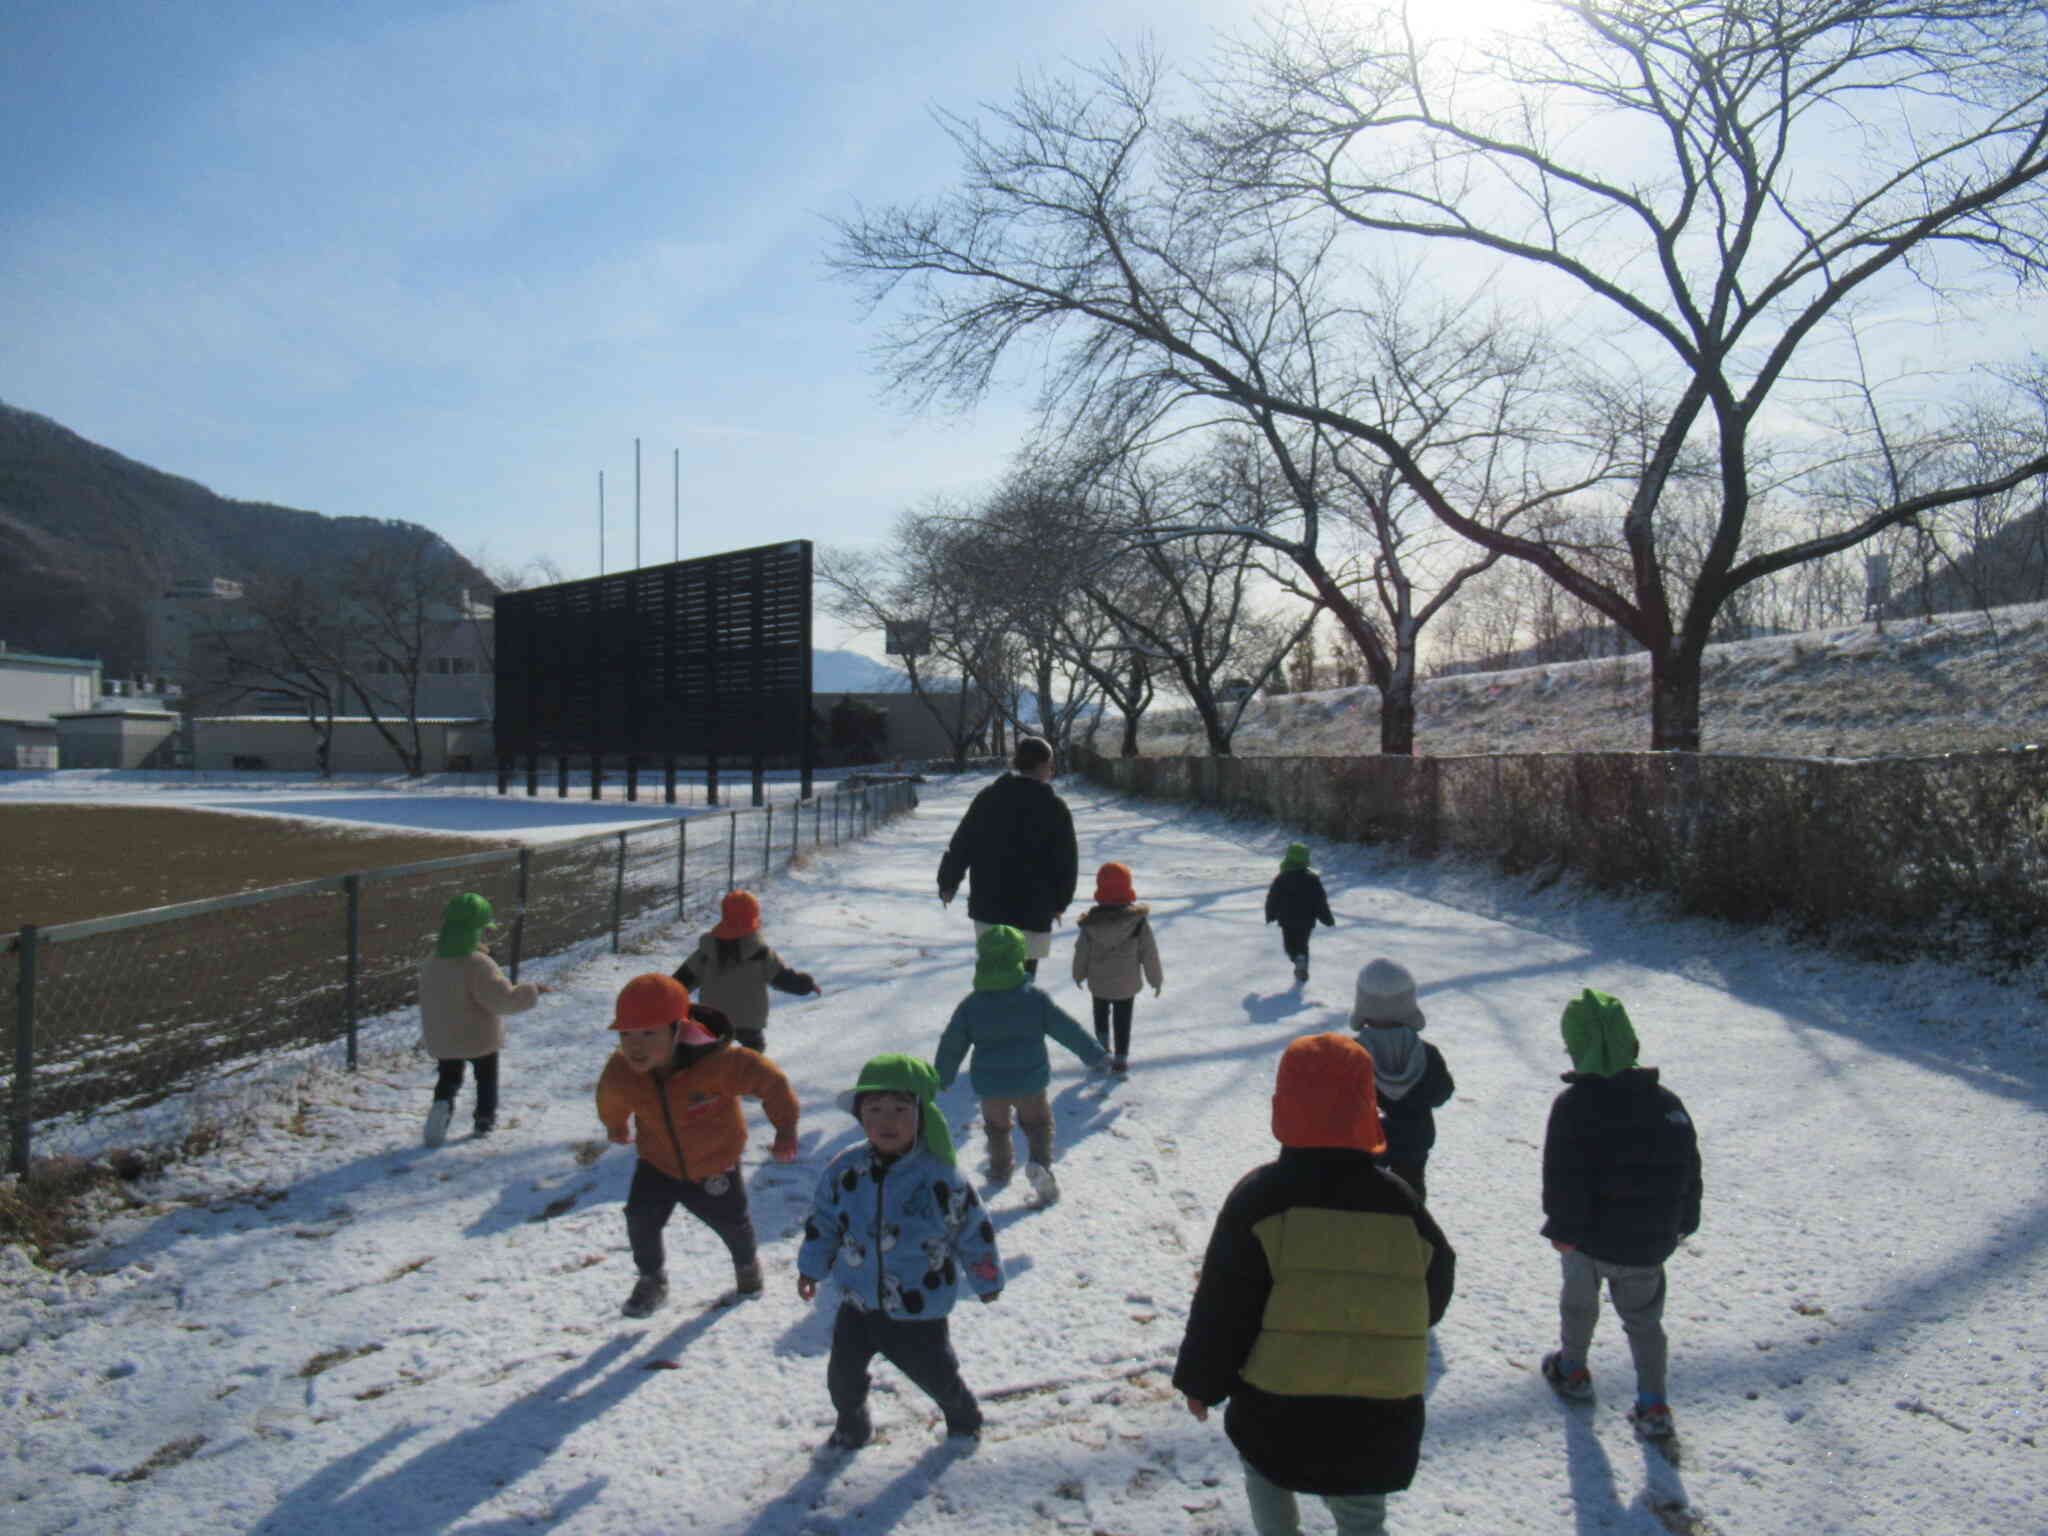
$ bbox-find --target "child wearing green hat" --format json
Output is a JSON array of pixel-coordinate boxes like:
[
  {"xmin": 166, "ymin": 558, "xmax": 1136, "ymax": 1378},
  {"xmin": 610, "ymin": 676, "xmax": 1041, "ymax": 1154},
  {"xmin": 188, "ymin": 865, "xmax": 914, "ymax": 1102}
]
[
  {"xmin": 1539, "ymin": 988, "xmax": 1703, "ymax": 1445},
  {"xmin": 416, "ymin": 892, "xmax": 548, "ymax": 1145},
  {"xmin": 1264, "ymin": 843, "xmax": 1335, "ymax": 984},
  {"xmin": 935, "ymin": 924, "xmax": 1108, "ymax": 1205},
  {"xmin": 796, "ymin": 1054, "xmax": 1004, "ymax": 1450}
]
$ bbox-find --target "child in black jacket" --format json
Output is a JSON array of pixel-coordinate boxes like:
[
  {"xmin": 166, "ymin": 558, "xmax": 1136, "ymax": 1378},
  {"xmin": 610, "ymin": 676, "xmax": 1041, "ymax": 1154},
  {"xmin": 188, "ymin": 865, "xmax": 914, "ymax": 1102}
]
[
  {"xmin": 1350, "ymin": 958, "xmax": 1455, "ymax": 1202},
  {"xmin": 1539, "ymin": 988, "xmax": 1703, "ymax": 1446},
  {"xmin": 1263, "ymin": 842, "xmax": 1335, "ymax": 983}
]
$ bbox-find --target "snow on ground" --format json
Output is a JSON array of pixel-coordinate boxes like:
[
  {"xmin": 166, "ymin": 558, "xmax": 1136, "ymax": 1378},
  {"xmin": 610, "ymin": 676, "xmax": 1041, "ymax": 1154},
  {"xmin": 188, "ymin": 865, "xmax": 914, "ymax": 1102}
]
[{"xmin": 4, "ymin": 774, "xmax": 2046, "ymax": 1534}]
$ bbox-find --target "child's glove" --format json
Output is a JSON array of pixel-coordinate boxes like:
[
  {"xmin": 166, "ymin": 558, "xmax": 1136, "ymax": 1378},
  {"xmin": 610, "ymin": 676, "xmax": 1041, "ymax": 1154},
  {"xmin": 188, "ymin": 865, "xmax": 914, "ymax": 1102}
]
[
  {"xmin": 771, "ymin": 1131, "xmax": 800, "ymax": 1164},
  {"xmin": 939, "ymin": 886, "xmax": 957, "ymax": 909},
  {"xmin": 979, "ymin": 1288, "xmax": 1002, "ymax": 1305},
  {"xmin": 1152, "ymin": 984, "xmax": 1162, "ymax": 997}
]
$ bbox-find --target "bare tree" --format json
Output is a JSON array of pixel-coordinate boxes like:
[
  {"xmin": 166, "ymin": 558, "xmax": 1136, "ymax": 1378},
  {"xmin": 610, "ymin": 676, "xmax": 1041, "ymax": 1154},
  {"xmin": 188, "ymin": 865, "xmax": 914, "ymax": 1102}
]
[
  {"xmin": 1195, "ymin": 0, "xmax": 2048, "ymax": 747},
  {"xmin": 829, "ymin": 51, "xmax": 1611, "ymax": 751}
]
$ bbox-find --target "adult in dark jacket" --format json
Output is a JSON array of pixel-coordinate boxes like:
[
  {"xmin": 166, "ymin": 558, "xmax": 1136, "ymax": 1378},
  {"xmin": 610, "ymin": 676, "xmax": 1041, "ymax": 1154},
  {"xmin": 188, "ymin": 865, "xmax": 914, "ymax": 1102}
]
[
  {"xmin": 1349, "ymin": 958, "xmax": 1455, "ymax": 1202},
  {"xmin": 936, "ymin": 736, "xmax": 1077, "ymax": 976},
  {"xmin": 1174, "ymin": 1033, "xmax": 1455, "ymax": 1534},
  {"xmin": 1539, "ymin": 988, "xmax": 1702, "ymax": 1443}
]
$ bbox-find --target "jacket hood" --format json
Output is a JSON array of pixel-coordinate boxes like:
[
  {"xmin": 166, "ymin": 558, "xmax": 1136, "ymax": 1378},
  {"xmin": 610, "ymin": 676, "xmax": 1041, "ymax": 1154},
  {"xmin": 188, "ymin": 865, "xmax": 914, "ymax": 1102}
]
[
  {"xmin": 1561, "ymin": 988, "xmax": 1640, "ymax": 1076},
  {"xmin": 973, "ymin": 924, "xmax": 1030, "ymax": 990},
  {"xmin": 436, "ymin": 892, "xmax": 493, "ymax": 958}
]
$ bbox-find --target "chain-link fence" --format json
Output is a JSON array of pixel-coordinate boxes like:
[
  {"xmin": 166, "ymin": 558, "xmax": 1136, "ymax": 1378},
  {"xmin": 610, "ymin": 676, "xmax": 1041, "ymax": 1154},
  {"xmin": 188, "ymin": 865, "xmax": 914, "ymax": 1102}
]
[
  {"xmin": 1076, "ymin": 746, "xmax": 2048, "ymax": 973},
  {"xmin": 3, "ymin": 779, "xmax": 919, "ymax": 1172}
]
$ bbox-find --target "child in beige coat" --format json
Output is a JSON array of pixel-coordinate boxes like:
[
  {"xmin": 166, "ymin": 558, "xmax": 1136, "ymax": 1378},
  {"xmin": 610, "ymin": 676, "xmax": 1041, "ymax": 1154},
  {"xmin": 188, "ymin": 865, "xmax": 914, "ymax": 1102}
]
[
  {"xmin": 1070, "ymin": 862, "xmax": 1164, "ymax": 1074},
  {"xmin": 417, "ymin": 892, "xmax": 546, "ymax": 1145}
]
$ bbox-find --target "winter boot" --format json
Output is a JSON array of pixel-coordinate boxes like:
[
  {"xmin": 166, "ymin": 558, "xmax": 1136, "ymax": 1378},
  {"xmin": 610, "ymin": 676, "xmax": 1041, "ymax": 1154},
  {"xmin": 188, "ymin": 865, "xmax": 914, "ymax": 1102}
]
[
  {"xmin": 826, "ymin": 1408, "xmax": 872, "ymax": 1450},
  {"xmin": 622, "ymin": 1271, "xmax": 669, "ymax": 1319},
  {"xmin": 1025, "ymin": 1161, "xmax": 1060, "ymax": 1207},
  {"xmin": 1111, "ymin": 1055, "xmax": 1129, "ymax": 1074},
  {"xmin": 1542, "ymin": 1351, "xmax": 1594, "ymax": 1402},
  {"xmin": 423, "ymin": 1099, "xmax": 453, "ymax": 1148},
  {"xmin": 1293, "ymin": 957, "xmax": 1309, "ymax": 983},
  {"xmin": 733, "ymin": 1258, "xmax": 764, "ymax": 1297},
  {"xmin": 1628, "ymin": 1400, "xmax": 1676, "ymax": 1441}
]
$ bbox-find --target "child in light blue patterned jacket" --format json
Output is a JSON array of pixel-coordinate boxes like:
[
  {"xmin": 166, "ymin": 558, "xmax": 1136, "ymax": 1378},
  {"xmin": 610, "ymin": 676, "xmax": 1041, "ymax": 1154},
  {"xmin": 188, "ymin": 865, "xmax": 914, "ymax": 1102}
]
[{"xmin": 797, "ymin": 1054, "xmax": 1004, "ymax": 1450}]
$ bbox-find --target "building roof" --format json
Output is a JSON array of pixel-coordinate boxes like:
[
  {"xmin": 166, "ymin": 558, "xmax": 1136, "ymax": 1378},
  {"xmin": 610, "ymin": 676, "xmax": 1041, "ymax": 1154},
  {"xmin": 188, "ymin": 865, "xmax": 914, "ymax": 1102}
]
[{"xmin": 0, "ymin": 646, "xmax": 101, "ymax": 671}]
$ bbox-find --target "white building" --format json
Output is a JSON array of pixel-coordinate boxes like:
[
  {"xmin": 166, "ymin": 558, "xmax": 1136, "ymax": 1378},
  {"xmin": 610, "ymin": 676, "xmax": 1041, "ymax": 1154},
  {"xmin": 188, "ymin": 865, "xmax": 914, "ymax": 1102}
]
[{"xmin": 0, "ymin": 644, "xmax": 100, "ymax": 768}]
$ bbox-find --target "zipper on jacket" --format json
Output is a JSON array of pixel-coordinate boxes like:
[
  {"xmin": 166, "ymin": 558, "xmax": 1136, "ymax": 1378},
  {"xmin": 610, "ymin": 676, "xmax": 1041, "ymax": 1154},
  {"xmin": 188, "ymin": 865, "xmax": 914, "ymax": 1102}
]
[
  {"xmin": 871, "ymin": 1153, "xmax": 890, "ymax": 1312},
  {"xmin": 654, "ymin": 1066, "xmax": 692, "ymax": 1181}
]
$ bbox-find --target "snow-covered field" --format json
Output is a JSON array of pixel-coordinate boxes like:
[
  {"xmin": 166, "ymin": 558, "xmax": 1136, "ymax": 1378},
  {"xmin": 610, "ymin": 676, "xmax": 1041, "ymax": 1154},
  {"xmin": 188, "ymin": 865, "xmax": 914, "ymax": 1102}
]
[{"xmin": 4, "ymin": 773, "xmax": 2045, "ymax": 1534}]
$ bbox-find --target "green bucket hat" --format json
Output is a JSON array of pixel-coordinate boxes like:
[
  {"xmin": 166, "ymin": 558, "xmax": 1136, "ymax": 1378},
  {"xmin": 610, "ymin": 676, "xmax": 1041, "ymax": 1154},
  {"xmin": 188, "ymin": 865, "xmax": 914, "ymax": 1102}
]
[
  {"xmin": 435, "ymin": 892, "xmax": 494, "ymax": 958},
  {"xmin": 1560, "ymin": 988, "xmax": 1640, "ymax": 1077},
  {"xmin": 973, "ymin": 924, "xmax": 1030, "ymax": 991},
  {"xmin": 836, "ymin": 1054, "xmax": 955, "ymax": 1166},
  {"xmin": 1280, "ymin": 842, "xmax": 1312, "ymax": 873}
]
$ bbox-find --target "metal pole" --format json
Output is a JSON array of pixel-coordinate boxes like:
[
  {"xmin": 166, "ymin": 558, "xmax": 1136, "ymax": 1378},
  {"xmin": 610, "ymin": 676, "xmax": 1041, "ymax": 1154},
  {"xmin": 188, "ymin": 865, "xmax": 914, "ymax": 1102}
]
[
  {"xmin": 676, "ymin": 818, "xmax": 688, "ymax": 920},
  {"xmin": 634, "ymin": 435, "xmax": 642, "ymax": 569},
  {"xmin": 511, "ymin": 847, "xmax": 531, "ymax": 982},
  {"xmin": 343, "ymin": 876, "xmax": 360, "ymax": 1071},
  {"xmin": 673, "ymin": 447, "xmax": 680, "ymax": 562},
  {"xmin": 599, "ymin": 470, "xmax": 605, "ymax": 576},
  {"xmin": 763, "ymin": 803, "xmax": 774, "ymax": 880},
  {"xmin": 727, "ymin": 812, "xmax": 738, "ymax": 890},
  {"xmin": 611, "ymin": 831, "xmax": 627, "ymax": 953},
  {"xmin": 11, "ymin": 926, "xmax": 37, "ymax": 1175}
]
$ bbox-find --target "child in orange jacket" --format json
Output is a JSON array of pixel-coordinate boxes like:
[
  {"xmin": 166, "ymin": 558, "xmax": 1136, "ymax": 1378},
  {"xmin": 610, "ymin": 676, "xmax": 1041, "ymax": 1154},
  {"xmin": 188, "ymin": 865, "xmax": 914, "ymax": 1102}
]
[{"xmin": 596, "ymin": 973, "xmax": 800, "ymax": 1318}]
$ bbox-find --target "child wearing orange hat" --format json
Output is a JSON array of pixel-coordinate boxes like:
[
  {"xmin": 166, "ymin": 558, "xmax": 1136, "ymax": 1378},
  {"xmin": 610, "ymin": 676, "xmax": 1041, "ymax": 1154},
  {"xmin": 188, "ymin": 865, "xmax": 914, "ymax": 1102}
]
[
  {"xmin": 1174, "ymin": 1033, "xmax": 1456, "ymax": 1535},
  {"xmin": 671, "ymin": 889, "xmax": 821, "ymax": 1054},
  {"xmin": 596, "ymin": 973, "xmax": 801, "ymax": 1318},
  {"xmin": 1070, "ymin": 861, "xmax": 1164, "ymax": 1074}
]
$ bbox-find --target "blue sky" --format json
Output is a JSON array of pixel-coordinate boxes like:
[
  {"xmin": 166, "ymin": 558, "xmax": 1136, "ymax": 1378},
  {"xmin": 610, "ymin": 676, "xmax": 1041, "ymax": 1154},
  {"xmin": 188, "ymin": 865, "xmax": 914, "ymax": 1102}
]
[{"xmin": 2, "ymin": 0, "xmax": 1265, "ymax": 650}]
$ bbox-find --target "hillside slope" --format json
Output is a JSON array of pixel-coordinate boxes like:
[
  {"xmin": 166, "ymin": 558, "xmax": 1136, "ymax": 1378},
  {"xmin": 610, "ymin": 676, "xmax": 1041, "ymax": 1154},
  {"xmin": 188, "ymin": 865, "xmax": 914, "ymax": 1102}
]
[{"xmin": 1136, "ymin": 602, "xmax": 2048, "ymax": 759}]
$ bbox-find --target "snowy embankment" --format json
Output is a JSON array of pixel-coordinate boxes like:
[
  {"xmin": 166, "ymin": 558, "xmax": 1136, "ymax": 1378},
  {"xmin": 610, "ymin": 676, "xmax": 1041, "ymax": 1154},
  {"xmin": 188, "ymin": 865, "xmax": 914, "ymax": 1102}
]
[{"xmin": 3, "ymin": 776, "xmax": 2044, "ymax": 1535}]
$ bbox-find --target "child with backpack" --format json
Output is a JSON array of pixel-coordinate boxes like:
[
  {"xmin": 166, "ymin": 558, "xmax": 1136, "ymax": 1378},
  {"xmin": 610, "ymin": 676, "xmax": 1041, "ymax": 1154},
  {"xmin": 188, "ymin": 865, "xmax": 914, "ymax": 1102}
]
[
  {"xmin": 672, "ymin": 889, "xmax": 820, "ymax": 1054},
  {"xmin": 1264, "ymin": 842, "xmax": 1335, "ymax": 984},
  {"xmin": 1070, "ymin": 861, "xmax": 1164, "ymax": 1073},
  {"xmin": 796, "ymin": 1054, "xmax": 1004, "ymax": 1449}
]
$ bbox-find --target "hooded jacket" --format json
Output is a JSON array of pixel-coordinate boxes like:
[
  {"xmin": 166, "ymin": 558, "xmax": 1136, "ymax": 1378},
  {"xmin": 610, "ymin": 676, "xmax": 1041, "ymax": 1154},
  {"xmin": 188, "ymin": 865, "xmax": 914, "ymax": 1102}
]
[
  {"xmin": 417, "ymin": 950, "xmax": 541, "ymax": 1060},
  {"xmin": 1361, "ymin": 1031, "xmax": 1455, "ymax": 1171},
  {"xmin": 1541, "ymin": 1066, "xmax": 1702, "ymax": 1265},
  {"xmin": 1264, "ymin": 868, "xmax": 1335, "ymax": 931},
  {"xmin": 797, "ymin": 1140, "xmax": 1004, "ymax": 1318},
  {"xmin": 935, "ymin": 981, "xmax": 1106, "ymax": 1097},
  {"xmin": 1071, "ymin": 902, "xmax": 1164, "ymax": 1000},
  {"xmin": 935, "ymin": 771, "xmax": 1078, "ymax": 932},
  {"xmin": 595, "ymin": 1032, "xmax": 799, "ymax": 1183}
]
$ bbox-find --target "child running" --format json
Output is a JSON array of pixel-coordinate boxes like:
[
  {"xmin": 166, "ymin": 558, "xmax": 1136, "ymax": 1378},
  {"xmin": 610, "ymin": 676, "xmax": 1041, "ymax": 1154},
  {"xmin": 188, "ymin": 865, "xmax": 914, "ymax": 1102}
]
[
  {"xmin": 797, "ymin": 1054, "xmax": 1003, "ymax": 1450},
  {"xmin": 671, "ymin": 889, "xmax": 821, "ymax": 1054},
  {"xmin": 936, "ymin": 924, "xmax": 1107, "ymax": 1205},
  {"xmin": 595, "ymin": 973, "xmax": 799, "ymax": 1317},
  {"xmin": 1350, "ymin": 958, "xmax": 1456, "ymax": 1202},
  {"xmin": 417, "ymin": 892, "xmax": 547, "ymax": 1146},
  {"xmin": 1070, "ymin": 860, "xmax": 1164, "ymax": 1073},
  {"xmin": 1264, "ymin": 842, "xmax": 1335, "ymax": 984}
]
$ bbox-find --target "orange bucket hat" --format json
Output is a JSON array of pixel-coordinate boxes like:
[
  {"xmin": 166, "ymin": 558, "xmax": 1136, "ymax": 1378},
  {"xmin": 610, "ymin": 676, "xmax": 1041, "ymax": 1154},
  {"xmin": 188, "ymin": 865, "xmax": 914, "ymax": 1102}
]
[
  {"xmin": 1271, "ymin": 1033, "xmax": 1387, "ymax": 1154},
  {"xmin": 713, "ymin": 889, "xmax": 762, "ymax": 940},
  {"xmin": 612, "ymin": 974, "xmax": 716, "ymax": 1045},
  {"xmin": 1093, "ymin": 862, "xmax": 1137, "ymax": 905}
]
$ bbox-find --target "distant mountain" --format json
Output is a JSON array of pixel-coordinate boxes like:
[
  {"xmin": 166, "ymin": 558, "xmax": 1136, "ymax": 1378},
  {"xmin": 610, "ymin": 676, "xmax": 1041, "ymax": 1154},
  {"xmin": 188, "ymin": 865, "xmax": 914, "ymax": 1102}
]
[
  {"xmin": 813, "ymin": 649, "xmax": 913, "ymax": 693},
  {"xmin": 0, "ymin": 401, "xmax": 492, "ymax": 676}
]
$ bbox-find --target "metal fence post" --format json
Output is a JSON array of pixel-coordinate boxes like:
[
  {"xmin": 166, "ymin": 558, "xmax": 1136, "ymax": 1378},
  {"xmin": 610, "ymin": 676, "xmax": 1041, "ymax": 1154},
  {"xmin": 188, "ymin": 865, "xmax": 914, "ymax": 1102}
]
[
  {"xmin": 511, "ymin": 847, "xmax": 531, "ymax": 982},
  {"xmin": 11, "ymin": 925, "xmax": 36, "ymax": 1174},
  {"xmin": 727, "ymin": 812, "xmax": 738, "ymax": 890},
  {"xmin": 794, "ymin": 797, "xmax": 802, "ymax": 860},
  {"xmin": 611, "ymin": 831, "xmax": 627, "ymax": 953},
  {"xmin": 676, "ymin": 818, "xmax": 688, "ymax": 920},
  {"xmin": 343, "ymin": 876, "xmax": 360, "ymax": 1071},
  {"xmin": 764, "ymin": 803, "xmax": 774, "ymax": 881}
]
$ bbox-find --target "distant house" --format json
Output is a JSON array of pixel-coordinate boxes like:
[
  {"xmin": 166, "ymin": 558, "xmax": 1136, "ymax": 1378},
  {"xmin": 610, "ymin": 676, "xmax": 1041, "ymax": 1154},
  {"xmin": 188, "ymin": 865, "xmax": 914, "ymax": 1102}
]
[{"xmin": 0, "ymin": 643, "xmax": 100, "ymax": 768}]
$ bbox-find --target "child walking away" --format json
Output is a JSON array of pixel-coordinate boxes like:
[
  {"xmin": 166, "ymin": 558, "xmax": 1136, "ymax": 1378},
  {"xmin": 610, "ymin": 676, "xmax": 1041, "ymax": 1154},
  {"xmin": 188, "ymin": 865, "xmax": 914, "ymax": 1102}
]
[
  {"xmin": 936, "ymin": 924, "xmax": 1108, "ymax": 1205},
  {"xmin": 1264, "ymin": 843, "xmax": 1335, "ymax": 984},
  {"xmin": 796, "ymin": 1054, "xmax": 1003, "ymax": 1450},
  {"xmin": 1070, "ymin": 861, "xmax": 1163, "ymax": 1074},
  {"xmin": 596, "ymin": 974, "xmax": 800, "ymax": 1317},
  {"xmin": 1539, "ymin": 989, "xmax": 1702, "ymax": 1446},
  {"xmin": 671, "ymin": 889, "xmax": 821, "ymax": 1054},
  {"xmin": 1350, "ymin": 959, "xmax": 1455, "ymax": 1203},
  {"xmin": 1174, "ymin": 1034, "xmax": 1455, "ymax": 1536},
  {"xmin": 417, "ymin": 892, "xmax": 546, "ymax": 1145}
]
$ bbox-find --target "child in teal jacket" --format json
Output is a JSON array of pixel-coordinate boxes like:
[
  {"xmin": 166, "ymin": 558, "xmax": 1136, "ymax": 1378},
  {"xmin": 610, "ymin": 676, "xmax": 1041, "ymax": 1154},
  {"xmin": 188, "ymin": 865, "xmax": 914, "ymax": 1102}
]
[{"xmin": 935, "ymin": 924, "xmax": 1107, "ymax": 1204}]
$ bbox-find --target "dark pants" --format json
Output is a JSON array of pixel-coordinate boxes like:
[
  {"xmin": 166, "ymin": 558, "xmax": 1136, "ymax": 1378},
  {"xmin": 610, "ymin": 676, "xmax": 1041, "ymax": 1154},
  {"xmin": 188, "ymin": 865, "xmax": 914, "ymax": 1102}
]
[
  {"xmin": 1022, "ymin": 958, "xmax": 1039, "ymax": 977},
  {"xmin": 625, "ymin": 1158, "xmax": 757, "ymax": 1278},
  {"xmin": 732, "ymin": 1026, "xmax": 766, "ymax": 1054},
  {"xmin": 827, "ymin": 1301, "xmax": 980, "ymax": 1436},
  {"xmin": 1383, "ymin": 1158, "xmax": 1427, "ymax": 1204},
  {"xmin": 433, "ymin": 1053, "xmax": 498, "ymax": 1129},
  {"xmin": 1091, "ymin": 996, "xmax": 1135, "ymax": 1058},
  {"xmin": 1279, "ymin": 923, "xmax": 1314, "ymax": 964}
]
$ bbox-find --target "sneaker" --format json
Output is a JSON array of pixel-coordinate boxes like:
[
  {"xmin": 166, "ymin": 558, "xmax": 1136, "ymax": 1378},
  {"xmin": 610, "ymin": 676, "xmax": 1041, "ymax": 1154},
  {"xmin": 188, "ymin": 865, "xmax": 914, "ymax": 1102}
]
[
  {"xmin": 472, "ymin": 1119, "xmax": 494, "ymax": 1138},
  {"xmin": 1111, "ymin": 1055, "xmax": 1128, "ymax": 1074},
  {"xmin": 622, "ymin": 1271, "xmax": 669, "ymax": 1318},
  {"xmin": 1293, "ymin": 958, "xmax": 1309, "ymax": 983},
  {"xmin": 1541, "ymin": 1351, "xmax": 1594, "ymax": 1401},
  {"xmin": 733, "ymin": 1259, "xmax": 764, "ymax": 1296},
  {"xmin": 1629, "ymin": 1401, "xmax": 1676, "ymax": 1441},
  {"xmin": 1025, "ymin": 1162, "xmax": 1060, "ymax": 1206},
  {"xmin": 826, "ymin": 1410, "xmax": 872, "ymax": 1450},
  {"xmin": 423, "ymin": 1100, "xmax": 453, "ymax": 1148}
]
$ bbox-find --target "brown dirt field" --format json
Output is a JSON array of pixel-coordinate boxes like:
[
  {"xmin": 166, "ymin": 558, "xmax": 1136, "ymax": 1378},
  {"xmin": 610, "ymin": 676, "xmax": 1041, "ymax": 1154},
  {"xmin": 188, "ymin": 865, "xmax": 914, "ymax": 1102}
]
[{"xmin": 1, "ymin": 805, "xmax": 516, "ymax": 935}]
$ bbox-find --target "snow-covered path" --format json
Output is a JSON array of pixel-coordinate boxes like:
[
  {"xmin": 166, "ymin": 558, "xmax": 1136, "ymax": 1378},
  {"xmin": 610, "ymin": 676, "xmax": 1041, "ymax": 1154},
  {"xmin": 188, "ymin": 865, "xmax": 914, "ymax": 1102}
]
[{"xmin": 4, "ymin": 776, "xmax": 2044, "ymax": 1534}]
